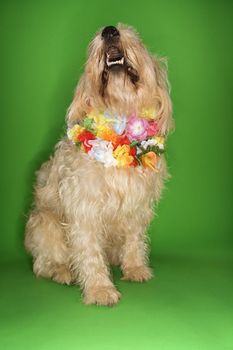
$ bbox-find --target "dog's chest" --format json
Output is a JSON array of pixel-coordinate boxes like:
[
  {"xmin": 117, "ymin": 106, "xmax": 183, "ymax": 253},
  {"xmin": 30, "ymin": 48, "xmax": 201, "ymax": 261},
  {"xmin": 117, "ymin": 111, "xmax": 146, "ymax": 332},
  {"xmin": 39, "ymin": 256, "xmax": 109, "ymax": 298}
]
[{"xmin": 58, "ymin": 148, "xmax": 162, "ymax": 220}]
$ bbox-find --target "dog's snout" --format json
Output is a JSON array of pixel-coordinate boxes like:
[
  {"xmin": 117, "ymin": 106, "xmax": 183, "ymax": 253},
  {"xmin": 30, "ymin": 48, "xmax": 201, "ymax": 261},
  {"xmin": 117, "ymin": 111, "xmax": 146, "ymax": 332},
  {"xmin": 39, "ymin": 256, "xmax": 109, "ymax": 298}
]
[{"xmin": 102, "ymin": 26, "xmax": 120, "ymax": 41}]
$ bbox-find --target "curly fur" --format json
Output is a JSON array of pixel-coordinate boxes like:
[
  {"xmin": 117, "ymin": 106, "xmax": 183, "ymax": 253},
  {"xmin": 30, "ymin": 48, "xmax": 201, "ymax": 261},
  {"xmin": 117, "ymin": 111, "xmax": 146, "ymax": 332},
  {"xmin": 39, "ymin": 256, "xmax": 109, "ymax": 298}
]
[{"xmin": 25, "ymin": 24, "xmax": 173, "ymax": 306}]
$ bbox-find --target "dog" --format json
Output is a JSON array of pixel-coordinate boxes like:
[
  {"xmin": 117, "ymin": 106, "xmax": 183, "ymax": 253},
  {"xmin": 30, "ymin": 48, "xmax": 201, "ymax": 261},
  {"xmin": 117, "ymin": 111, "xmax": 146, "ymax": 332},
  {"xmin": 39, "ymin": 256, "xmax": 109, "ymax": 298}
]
[{"xmin": 25, "ymin": 24, "xmax": 173, "ymax": 306}]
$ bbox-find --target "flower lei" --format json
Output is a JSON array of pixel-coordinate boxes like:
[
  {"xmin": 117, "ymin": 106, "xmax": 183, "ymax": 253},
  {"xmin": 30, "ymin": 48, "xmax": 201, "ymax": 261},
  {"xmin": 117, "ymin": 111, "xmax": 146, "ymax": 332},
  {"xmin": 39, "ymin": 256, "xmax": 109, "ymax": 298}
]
[{"xmin": 67, "ymin": 109, "xmax": 165, "ymax": 171}]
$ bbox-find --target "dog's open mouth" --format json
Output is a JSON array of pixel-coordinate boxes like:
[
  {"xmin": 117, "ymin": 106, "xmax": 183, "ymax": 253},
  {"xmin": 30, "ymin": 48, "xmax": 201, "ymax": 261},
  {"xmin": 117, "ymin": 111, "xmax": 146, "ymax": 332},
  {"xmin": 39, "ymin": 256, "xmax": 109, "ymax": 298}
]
[
  {"xmin": 102, "ymin": 42, "xmax": 139, "ymax": 89},
  {"xmin": 106, "ymin": 46, "xmax": 124, "ymax": 68}
]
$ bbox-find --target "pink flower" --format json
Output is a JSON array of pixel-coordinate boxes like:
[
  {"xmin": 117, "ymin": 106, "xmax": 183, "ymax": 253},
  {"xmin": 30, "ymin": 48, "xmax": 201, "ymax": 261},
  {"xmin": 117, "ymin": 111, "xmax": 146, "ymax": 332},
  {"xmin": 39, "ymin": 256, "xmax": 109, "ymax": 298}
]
[
  {"xmin": 126, "ymin": 116, "xmax": 149, "ymax": 141},
  {"xmin": 147, "ymin": 120, "xmax": 159, "ymax": 137}
]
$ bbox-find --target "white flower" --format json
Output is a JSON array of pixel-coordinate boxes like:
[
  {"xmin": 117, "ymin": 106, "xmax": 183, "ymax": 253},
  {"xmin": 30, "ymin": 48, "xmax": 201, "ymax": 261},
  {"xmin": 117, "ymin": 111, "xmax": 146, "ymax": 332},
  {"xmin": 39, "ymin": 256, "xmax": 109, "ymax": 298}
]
[
  {"xmin": 88, "ymin": 139, "xmax": 117, "ymax": 167},
  {"xmin": 141, "ymin": 139, "xmax": 157, "ymax": 150},
  {"xmin": 136, "ymin": 146, "xmax": 143, "ymax": 155},
  {"xmin": 141, "ymin": 137, "xmax": 165, "ymax": 151},
  {"xmin": 104, "ymin": 111, "xmax": 127, "ymax": 135},
  {"xmin": 157, "ymin": 143, "xmax": 164, "ymax": 150},
  {"xmin": 113, "ymin": 115, "xmax": 127, "ymax": 135}
]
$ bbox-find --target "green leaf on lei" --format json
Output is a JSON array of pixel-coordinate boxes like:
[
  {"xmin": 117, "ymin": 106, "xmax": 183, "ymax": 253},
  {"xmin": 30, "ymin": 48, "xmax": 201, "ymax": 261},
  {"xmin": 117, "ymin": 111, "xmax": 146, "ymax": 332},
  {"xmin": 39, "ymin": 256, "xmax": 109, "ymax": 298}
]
[
  {"xmin": 83, "ymin": 117, "xmax": 94, "ymax": 131},
  {"xmin": 130, "ymin": 140, "xmax": 139, "ymax": 147},
  {"xmin": 75, "ymin": 141, "xmax": 82, "ymax": 149}
]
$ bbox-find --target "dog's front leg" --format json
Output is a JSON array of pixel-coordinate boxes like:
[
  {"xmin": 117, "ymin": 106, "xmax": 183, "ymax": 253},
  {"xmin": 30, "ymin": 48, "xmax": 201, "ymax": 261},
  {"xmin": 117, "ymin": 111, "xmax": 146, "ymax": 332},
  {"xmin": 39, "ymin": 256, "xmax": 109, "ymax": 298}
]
[
  {"xmin": 121, "ymin": 222, "xmax": 153, "ymax": 282},
  {"xmin": 69, "ymin": 221, "xmax": 121, "ymax": 306}
]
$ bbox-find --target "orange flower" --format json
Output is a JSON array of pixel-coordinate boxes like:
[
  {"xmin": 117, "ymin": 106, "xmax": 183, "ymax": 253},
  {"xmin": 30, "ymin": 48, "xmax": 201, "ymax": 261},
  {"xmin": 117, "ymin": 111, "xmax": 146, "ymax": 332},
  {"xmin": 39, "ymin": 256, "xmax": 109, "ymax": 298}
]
[
  {"xmin": 141, "ymin": 152, "xmax": 158, "ymax": 170},
  {"xmin": 97, "ymin": 127, "xmax": 119, "ymax": 143}
]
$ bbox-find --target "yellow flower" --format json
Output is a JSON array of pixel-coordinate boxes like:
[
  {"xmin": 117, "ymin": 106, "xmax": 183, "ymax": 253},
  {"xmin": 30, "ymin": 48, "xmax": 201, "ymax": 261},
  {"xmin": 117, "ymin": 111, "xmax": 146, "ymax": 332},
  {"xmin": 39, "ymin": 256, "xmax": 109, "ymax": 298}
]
[
  {"xmin": 154, "ymin": 136, "xmax": 165, "ymax": 144},
  {"xmin": 88, "ymin": 112, "xmax": 110, "ymax": 127},
  {"xmin": 141, "ymin": 152, "xmax": 158, "ymax": 170},
  {"xmin": 67, "ymin": 124, "xmax": 84, "ymax": 142},
  {"xmin": 140, "ymin": 108, "xmax": 157, "ymax": 120},
  {"xmin": 152, "ymin": 136, "xmax": 165, "ymax": 150},
  {"xmin": 113, "ymin": 145, "xmax": 134, "ymax": 168},
  {"xmin": 87, "ymin": 112, "xmax": 116, "ymax": 141}
]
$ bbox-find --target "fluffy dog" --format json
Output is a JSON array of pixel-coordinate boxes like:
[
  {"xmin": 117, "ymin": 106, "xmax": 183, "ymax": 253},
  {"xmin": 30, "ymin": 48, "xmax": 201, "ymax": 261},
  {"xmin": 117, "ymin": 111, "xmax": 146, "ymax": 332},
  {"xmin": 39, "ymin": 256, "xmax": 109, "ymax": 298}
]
[{"xmin": 25, "ymin": 24, "xmax": 173, "ymax": 305}]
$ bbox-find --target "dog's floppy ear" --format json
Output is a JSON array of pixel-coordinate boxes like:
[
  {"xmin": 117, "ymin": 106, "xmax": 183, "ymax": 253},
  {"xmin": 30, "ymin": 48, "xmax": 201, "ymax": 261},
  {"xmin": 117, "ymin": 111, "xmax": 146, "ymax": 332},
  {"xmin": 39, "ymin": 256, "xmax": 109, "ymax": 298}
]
[
  {"xmin": 152, "ymin": 57, "xmax": 174, "ymax": 135},
  {"xmin": 66, "ymin": 75, "xmax": 91, "ymax": 127}
]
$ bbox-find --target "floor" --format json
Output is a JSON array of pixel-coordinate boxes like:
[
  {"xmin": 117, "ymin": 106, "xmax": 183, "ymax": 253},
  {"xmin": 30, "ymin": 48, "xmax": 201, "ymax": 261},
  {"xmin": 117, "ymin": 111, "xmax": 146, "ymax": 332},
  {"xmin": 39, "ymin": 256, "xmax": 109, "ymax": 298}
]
[{"xmin": 1, "ymin": 251, "xmax": 233, "ymax": 350}]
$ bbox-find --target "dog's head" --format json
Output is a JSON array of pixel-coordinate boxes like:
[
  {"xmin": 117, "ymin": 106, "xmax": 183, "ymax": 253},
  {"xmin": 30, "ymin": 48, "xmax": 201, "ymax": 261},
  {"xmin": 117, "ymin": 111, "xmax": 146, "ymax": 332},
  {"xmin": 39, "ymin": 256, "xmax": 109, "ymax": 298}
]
[{"xmin": 67, "ymin": 24, "xmax": 173, "ymax": 134}]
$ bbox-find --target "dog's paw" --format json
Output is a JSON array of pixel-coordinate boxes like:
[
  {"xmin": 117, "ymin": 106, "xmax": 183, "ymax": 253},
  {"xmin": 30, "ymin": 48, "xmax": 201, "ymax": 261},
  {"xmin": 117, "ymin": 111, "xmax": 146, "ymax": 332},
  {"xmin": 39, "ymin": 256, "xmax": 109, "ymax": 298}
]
[
  {"xmin": 122, "ymin": 266, "xmax": 153, "ymax": 282},
  {"xmin": 84, "ymin": 286, "xmax": 121, "ymax": 306},
  {"xmin": 53, "ymin": 265, "xmax": 72, "ymax": 285}
]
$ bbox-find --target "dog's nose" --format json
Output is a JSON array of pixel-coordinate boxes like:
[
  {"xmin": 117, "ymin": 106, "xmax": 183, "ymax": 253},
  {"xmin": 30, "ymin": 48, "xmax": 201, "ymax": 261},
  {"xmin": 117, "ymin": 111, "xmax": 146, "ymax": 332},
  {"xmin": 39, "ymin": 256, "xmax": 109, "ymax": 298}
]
[{"xmin": 102, "ymin": 26, "xmax": 120, "ymax": 40}]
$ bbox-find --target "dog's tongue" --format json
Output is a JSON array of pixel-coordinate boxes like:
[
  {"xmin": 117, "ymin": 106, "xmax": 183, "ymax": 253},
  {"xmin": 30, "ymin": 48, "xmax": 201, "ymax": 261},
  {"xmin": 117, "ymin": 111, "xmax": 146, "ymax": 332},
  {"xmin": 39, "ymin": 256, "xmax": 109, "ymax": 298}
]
[{"xmin": 107, "ymin": 46, "xmax": 123, "ymax": 62}]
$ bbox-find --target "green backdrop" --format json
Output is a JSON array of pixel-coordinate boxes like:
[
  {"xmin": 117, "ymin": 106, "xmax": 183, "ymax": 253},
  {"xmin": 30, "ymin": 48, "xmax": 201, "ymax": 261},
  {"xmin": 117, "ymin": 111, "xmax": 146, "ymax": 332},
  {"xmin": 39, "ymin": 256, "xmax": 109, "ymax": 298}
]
[{"xmin": 1, "ymin": 1, "xmax": 232, "ymax": 349}]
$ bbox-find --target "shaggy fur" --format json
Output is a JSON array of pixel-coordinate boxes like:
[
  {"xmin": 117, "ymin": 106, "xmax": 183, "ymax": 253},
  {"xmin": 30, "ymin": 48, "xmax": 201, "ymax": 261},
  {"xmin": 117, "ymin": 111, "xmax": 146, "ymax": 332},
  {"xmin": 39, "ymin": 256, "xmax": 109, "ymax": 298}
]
[{"xmin": 25, "ymin": 24, "xmax": 173, "ymax": 306}]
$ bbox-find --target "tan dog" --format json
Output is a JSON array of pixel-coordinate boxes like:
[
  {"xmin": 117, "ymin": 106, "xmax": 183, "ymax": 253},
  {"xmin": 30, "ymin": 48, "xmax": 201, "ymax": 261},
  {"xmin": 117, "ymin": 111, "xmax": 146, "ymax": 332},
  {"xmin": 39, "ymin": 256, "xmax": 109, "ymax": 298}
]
[{"xmin": 25, "ymin": 24, "xmax": 173, "ymax": 306}]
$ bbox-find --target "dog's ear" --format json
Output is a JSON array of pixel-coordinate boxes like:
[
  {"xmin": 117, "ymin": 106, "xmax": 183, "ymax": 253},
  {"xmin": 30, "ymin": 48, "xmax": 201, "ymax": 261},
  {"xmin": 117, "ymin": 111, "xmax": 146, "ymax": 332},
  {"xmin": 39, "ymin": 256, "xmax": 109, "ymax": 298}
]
[
  {"xmin": 66, "ymin": 75, "xmax": 91, "ymax": 127},
  {"xmin": 152, "ymin": 56, "xmax": 174, "ymax": 135}
]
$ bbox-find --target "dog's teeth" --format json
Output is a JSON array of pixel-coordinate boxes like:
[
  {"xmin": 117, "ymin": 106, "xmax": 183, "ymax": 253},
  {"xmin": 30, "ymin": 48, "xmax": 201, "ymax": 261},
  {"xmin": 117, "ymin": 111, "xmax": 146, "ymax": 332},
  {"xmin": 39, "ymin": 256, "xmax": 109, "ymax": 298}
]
[{"xmin": 106, "ymin": 57, "xmax": 124, "ymax": 67}]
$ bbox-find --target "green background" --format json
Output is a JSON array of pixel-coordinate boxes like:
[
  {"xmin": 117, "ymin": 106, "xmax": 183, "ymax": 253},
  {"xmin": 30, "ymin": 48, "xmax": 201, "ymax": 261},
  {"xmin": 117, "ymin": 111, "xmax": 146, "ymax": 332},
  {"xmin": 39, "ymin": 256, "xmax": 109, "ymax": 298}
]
[{"xmin": 1, "ymin": 0, "xmax": 233, "ymax": 349}]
